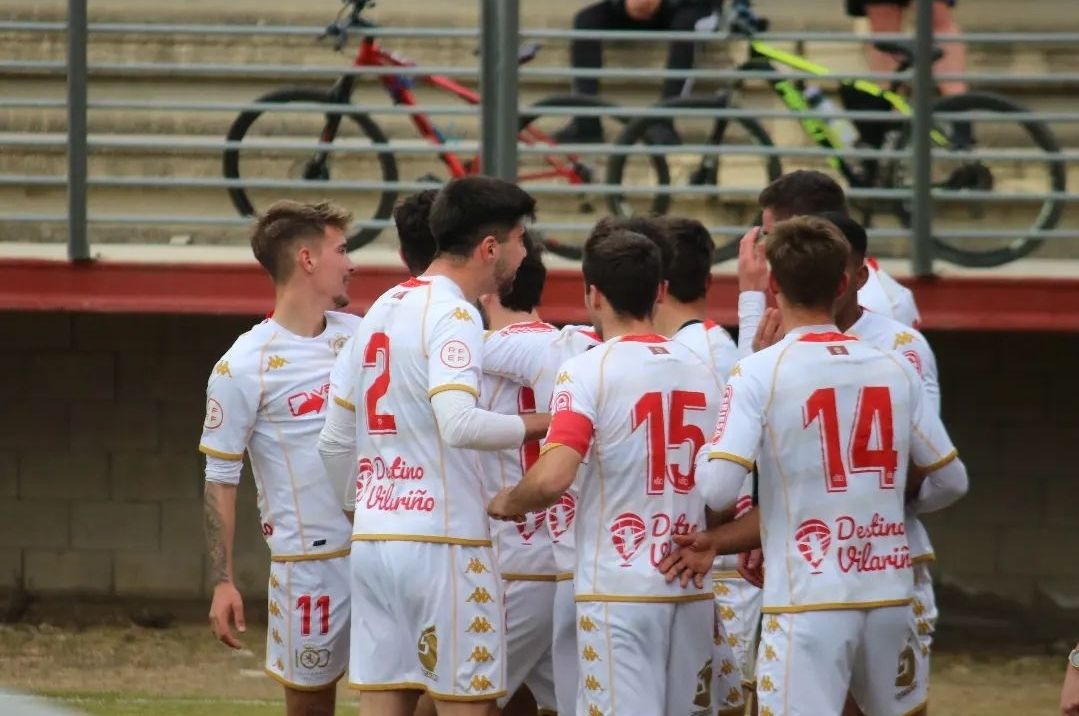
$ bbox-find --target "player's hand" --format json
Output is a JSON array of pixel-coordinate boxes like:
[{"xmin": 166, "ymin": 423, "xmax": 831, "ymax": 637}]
[
  {"xmin": 1061, "ymin": 654, "xmax": 1079, "ymax": 715},
  {"xmin": 521, "ymin": 412, "xmax": 551, "ymax": 442},
  {"xmin": 737, "ymin": 227, "xmax": 769, "ymax": 292},
  {"xmin": 487, "ymin": 487, "xmax": 525, "ymax": 523},
  {"xmin": 658, "ymin": 532, "xmax": 717, "ymax": 589},
  {"xmin": 626, "ymin": 0, "xmax": 661, "ymax": 21},
  {"xmin": 209, "ymin": 581, "xmax": 246, "ymax": 649},
  {"xmin": 738, "ymin": 549, "xmax": 764, "ymax": 588},
  {"xmin": 752, "ymin": 307, "xmax": 784, "ymax": 353}
]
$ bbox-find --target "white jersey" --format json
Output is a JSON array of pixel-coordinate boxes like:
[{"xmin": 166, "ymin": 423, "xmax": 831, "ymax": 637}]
[
  {"xmin": 483, "ymin": 322, "xmax": 601, "ymax": 574},
  {"xmin": 858, "ymin": 259, "xmax": 921, "ymax": 328},
  {"xmin": 847, "ymin": 309, "xmax": 940, "ymax": 561},
  {"xmin": 545, "ymin": 334, "xmax": 722, "ymax": 601},
  {"xmin": 199, "ymin": 312, "xmax": 359, "ymax": 559},
  {"xmin": 707, "ymin": 326, "xmax": 957, "ymax": 613},
  {"xmin": 670, "ymin": 319, "xmax": 748, "ymax": 573},
  {"xmin": 343, "ymin": 275, "xmax": 492, "ymax": 545}
]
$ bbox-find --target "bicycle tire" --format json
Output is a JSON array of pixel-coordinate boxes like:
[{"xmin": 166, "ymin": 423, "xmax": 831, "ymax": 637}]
[
  {"xmin": 891, "ymin": 91, "xmax": 1065, "ymax": 268},
  {"xmin": 606, "ymin": 95, "xmax": 781, "ymax": 263},
  {"xmin": 222, "ymin": 86, "xmax": 399, "ymax": 252},
  {"xmin": 518, "ymin": 94, "xmax": 628, "ymax": 261}
]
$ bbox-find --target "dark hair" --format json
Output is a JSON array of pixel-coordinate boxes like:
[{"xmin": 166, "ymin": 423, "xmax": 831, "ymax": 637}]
[
  {"xmin": 428, "ymin": 177, "xmax": 536, "ymax": 258},
  {"xmin": 758, "ymin": 170, "xmax": 848, "ymax": 221},
  {"xmin": 500, "ymin": 231, "xmax": 547, "ymax": 313},
  {"xmin": 813, "ymin": 210, "xmax": 867, "ymax": 262},
  {"xmin": 250, "ymin": 200, "xmax": 352, "ymax": 283},
  {"xmin": 765, "ymin": 217, "xmax": 850, "ymax": 309},
  {"xmin": 658, "ymin": 216, "xmax": 713, "ymax": 303},
  {"xmin": 590, "ymin": 216, "xmax": 673, "ymax": 279},
  {"xmin": 392, "ymin": 189, "xmax": 438, "ymax": 275},
  {"xmin": 582, "ymin": 227, "xmax": 662, "ymax": 320}
]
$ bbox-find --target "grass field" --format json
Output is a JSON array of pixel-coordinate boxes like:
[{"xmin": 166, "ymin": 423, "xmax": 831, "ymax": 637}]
[{"xmin": 0, "ymin": 621, "xmax": 1063, "ymax": 715}]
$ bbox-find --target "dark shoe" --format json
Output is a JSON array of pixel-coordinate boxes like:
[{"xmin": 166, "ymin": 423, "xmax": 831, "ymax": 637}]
[
  {"xmin": 643, "ymin": 120, "xmax": 681, "ymax": 145},
  {"xmin": 552, "ymin": 118, "xmax": 604, "ymax": 144}
]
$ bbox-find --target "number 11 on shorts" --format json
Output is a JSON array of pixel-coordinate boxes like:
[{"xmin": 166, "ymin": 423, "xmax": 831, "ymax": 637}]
[{"xmin": 296, "ymin": 594, "xmax": 330, "ymax": 636}]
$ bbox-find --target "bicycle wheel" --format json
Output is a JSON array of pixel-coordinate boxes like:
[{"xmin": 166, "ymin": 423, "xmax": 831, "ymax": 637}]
[
  {"xmin": 890, "ymin": 91, "xmax": 1065, "ymax": 268},
  {"xmin": 517, "ymin": 94, "xmax": 627, "ymax": 261},
  {"xmin": 607, "ymin": 95, "xmax": 781, "ymax": 263},
  {"xmin": 223, "ymin": 87, "xmax": 399, "ymax": 252}
]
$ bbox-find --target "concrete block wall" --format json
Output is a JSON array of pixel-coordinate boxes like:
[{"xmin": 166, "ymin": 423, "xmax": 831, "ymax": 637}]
[{"xmin": 0, "ymin": 312, "xmax": 1076, "ymax": 608}]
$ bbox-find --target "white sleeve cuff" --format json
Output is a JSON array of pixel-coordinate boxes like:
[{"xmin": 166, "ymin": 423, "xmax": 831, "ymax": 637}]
[
  {"xmin": 737, "ymin": 291, "xmax": 767, "ymax": 357},
  {"xmin": 912, "ymin": 457, "xmax": 969, "ymax": 514},
  {"xmin": 431, "ymin": 389, "xmax": 526, "ymax": 450},
  {"xmin": 696, "ymin": 451, "xmax": 750, "ymax": 511},
  {"xmin": 204, "ymin": 455, "xmax": 243, "ymax": 485}
]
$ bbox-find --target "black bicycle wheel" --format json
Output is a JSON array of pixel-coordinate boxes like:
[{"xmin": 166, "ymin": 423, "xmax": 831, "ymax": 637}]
[
  {"xmin": 607, "ymin": 95, "xmax": 781, "ymax": 263},
  {"xmin": 890, "ymin": 91, "xmax": 1065, "ymax": 268},
  {"xmin": 517, "ymin": 94, "xmax": 628, "ymax": 261},
  {"xmin": 223, "ymin": 87, "xmax": 399, "ymax": 252}
]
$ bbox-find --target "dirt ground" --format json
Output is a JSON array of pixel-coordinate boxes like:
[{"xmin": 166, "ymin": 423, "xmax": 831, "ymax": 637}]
[{"xmin": 0, "ymin": 620, "xmax": 1064, "ymax": 715}]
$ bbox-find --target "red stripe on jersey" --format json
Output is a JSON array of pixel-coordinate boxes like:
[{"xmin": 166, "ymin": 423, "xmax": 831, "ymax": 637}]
[
  {"xmin": 399, "ymin": 277, "xmax": 431, "ymax": 288},
  {"xmin": 798, "ymin": 332, "xmax": 858, "ymax": 343},
  {"xmin": 546, "ymin": 411, "xmax": 594, "ymax": 457},
  {"xmin": 619, "ymin": 333, "xmax": 667, "ymax": 344},
  {"xmin": 703, "ymin": 319, "xmax": 718, "ymax": 331},
  {"xmin": 580, "ymin": 329, "xmax": 602, "ymax": 342},
  {"xmin": 866, "ymin": 256, "xmax": 880, "ymax": 271}
]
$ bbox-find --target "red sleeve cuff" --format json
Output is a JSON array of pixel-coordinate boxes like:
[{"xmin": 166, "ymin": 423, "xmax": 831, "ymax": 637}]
[{"xmin": 546, "ymin": 410, "xmax": 593, "ymax": 457}]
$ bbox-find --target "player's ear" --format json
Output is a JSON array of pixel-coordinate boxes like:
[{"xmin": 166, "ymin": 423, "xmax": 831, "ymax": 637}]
[
  {"xmin": 835, "ymin": 272, "xmax": 850, "ymax": 299},
  {"xmin": 855, "ymin": 262, "xmax": 870, "ymax": 291},
  {"xmin": 767, "ymin": 272, "xmax": 780, "ymax": 297},
  {"xmin": 296, "ymin": 243, "xmax": 315, "ymax": 274}
]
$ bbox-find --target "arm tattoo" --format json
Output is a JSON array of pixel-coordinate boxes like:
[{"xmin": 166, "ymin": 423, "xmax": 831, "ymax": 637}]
[{"xmin": 204, "ymin": 488, "xmax": 230, "ymax": 585}]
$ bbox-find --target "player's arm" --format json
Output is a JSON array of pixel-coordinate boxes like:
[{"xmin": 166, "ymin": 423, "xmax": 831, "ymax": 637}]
[
  {"xmin": 696, "ymin": 365, "xmax": 765, "ymax": 511},
  {"xmin": 904, "ymin": 360, "xmax": 968, "ymax": 513},
  {"xmin": 198, "ymin": 360, "xmax": 257, "ymax": 650},
  {"xmin": 489, "ymin": 444, "xmax": 583, "ymax": 521},
  {"xmin": 658, "ymin": 506, "xmax": 763, "ymax": 587},
  {"xmin": 482, "ymin": 328, "xmax": 549, "ymax": 387},
  {"xmin": 318, "ymin": 334, "xmax": 360, "ymax": 515}
]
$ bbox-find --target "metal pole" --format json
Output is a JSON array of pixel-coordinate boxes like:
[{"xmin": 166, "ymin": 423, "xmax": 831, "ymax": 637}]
[
  {"xmin": 67, "ymin": 0, "xmax": 90, "ymax": 261},
  {"xmin": 910, "ymin": 0, "xmax": 935, "ymax": 276},
  {"xmin": 479, "ymin": 0, "xmax": 519, "ymax": 180}
]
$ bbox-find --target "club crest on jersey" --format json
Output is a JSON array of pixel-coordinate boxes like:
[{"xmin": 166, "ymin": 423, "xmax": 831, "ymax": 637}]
[
  {"xmin": 711, "ymin": 384, "xmax": 733, "ymax": 442},
  {"xmin": 515, "ymin": 510, "xmax": 545, "ymax": 542},
  {"xmin": 794, "ymin": 518, "xmax": 833, "ymax": 574},
  {"xmin": 903, "ymin": 349, "xmax": 923, "ymax": 377},
  {"xmin": 288, "ymin": 383, "xmax": 330, "ymax": 417},
  {"xmin": 330, "ymin": 333, "xmax": 349, "ymax": 356},
  {"xmin": 439, "ymin": 340, "xmax": 472, "ymax": 369},
  {"xmin": 648, "ymin": 346, "xmax": 670, "ymax": 355},
  {"xmin": 417, "ymin": 625, "xmax": 438, "ymax": 676},
  {"xmin": 297, "ymin": 646, "xmax": 332, "ymax": 670},
  {"xmin": 609, "ymin": 512, "xmax": 647, "ymax": 566},
  {"xmin": 827, "ymin": 345, "xmax": 849, "ymax": 356},
  {"xmin": 552, "ymin": 391, "xmax": 573, "ymax": 413},
  {"xmin": 204, "ymin": 398, "xmax": 224, "ymax": 430},
  {"xmin": 546, "ymin": 493, "xmax": 576, "ymax": 541},
  {"xmin": 500, "ymin": 321, "xmax": 555, "ymax": 335}
]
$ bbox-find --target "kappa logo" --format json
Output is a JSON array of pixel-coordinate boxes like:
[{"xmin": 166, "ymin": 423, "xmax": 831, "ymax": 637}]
[
  {"xmin": 468, "ymin": 646, "xmax": 493, "ymax": 663},
  {"xmin": 913, "ymin": 600, "xmax": 926, "ymax": 617},
  {"xmin": 765, "ymin": 616, "xmax": 781, "ymax": 633},
  {"xmin": 588, "ymin": 706, "xmax": 604, "ymax": 716},
  {"xmin": 713, "ymin": 581, "xmax": 730, "ymax": 596},
  {"xmin": 764, "ymin": 645, "xmax": 778, "ymax": 661},
  {"xmin": 584, "ymin": 674, "xmax": 604, "ymax": 692},
  {"xmin": 758, "ymin": 676, "xmax": 775, "ymax": 693},
  {"xmin": 729, "ymin": 363, "xmax": 742, "ymax": 378},
  {"xmin": 274, "ymin": 657, "xmax": 285, "ymax": 672},
  {"xmin": 288, "ymin": 383, "xmax": 330, "ymax": 417},
  {"xmin": 578, "ymin": 616, "xmax": 597, "ymax": 632},
  {"xmin": 761, "ymin": 709, "xmax": 775, "ymax": 716},
  {"xmin": 893, "ymin": 332, "xmax": 915, "ymax": 349},
  {"xmin": 719, "ymin": 605, "xmax": 736, "ymax": 621},
  {"xmin": 466, "ymin": 587, "xmax": 494, "ymax": 604},
  {"xmin": 215, "ymin": 361, "xmax": 232, "ymax": 377},
  {"xmin": 727, "ymin": 633, "xmax": 740, "ymax": 647},
  {"xmin": 692, "ymin": 659, "xmax": 713, "ymax": 709},
  {"xmin": 465, "ymin": 558, "xmax": 489, "ymax": 574},
  {"xmin": 267, "ymin": 355, "xmax": 288, "ymax": 371},
  {"xmin": 451, "ymin": 307, "xmax": 474, "ymax": 322},
  {"xmin": 271, "ymin": 628, "xmax": 283, "ymax": 645},
  {"xmin": 581, "ymin": 645, "xmax": 601, "ymax": 662},
  {"xmin": 555, "ymin": 371, "xmax": 572, "ymax": 385},
  {"xmin": 725, "ymin": 687, "xmax": 742, "ymax": 705},
  {"xmin": 466, "ymin": 617, "xmax": 494, "ymax": 633},
  {"xmin": 269, "ymin": 573, "xmax": 280, "ymax": 589},
  {"xmin": 469, "ymin": 675, "xmax": 494, "ymax": 691},
  {"xmin": 719, "ymin": 659, "xmax": 735, "ymax": 676},
  {"xmin": 268, "ymin": 601, "xmax": 282, "ymax": 618},
  {"xmin": 417, "ymin": 626, "xmax": 438, "ymax": 674}
]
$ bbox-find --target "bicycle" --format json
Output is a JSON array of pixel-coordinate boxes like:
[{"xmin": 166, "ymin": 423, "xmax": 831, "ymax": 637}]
[
  {"xmin": 223, "ymin": 0, "xmax": 628, "ymax": 252},
  {"xmin": 607, "ymin": 10, "xmax": 1066, "ymax": 267}
]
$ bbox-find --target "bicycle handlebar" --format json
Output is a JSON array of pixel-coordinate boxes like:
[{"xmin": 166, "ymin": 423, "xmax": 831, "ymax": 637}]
[{"xmin": 321, "ymin": 0, "xmax": 375, "ymax": 51}]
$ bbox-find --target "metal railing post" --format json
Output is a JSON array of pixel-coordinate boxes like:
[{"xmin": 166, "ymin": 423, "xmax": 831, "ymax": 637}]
[
  {"xmin": 910, "ymin": 0, "xmax": 935, "ymax": 276},
  {"xmin": 479, "ymin": 0, "xmax": 519, "ymax": 181},
  {"xmin": 66, "ymin": 0, "xmax": 90, "ymax": 261}
]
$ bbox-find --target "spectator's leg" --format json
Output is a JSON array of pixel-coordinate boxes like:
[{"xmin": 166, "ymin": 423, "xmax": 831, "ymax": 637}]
[
  {"xmin": 932, "ymin": 0, "xmax": 967, "ymax": 96},
  {"xmin": 863, "ymin": 2, "xmax": 904, "ymax": 76},
  {"xmin": 659, "ymin": 3, "xmax": 712, "ymax": 100},
  {"xmin": 557, "ymin": 0, "xmax": 628, "ymax": 141}
]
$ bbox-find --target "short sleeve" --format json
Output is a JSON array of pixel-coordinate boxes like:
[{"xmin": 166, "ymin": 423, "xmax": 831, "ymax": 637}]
[
  {"xmin": 706, "ymin": 362, "xmax": 766, "ymax": 469},
  {"xmin": 543, "ymin": 354, "xmax": 599, "ymax": 458},
  {"xmin": 427, "ymin": 303, "xmax": 484, "ymax": 400},
  {"xmin": 895, "ymin": 330, "xmax": 940, "ymax": 416},
  {"xmin": 483, "ymin": 328, "xmax": 550, "ymax": 387},
  {"xmin": 907, "ymin": 368, "xmax": 957, "ymax": 473},
  {"xmin": 199, "ymin": 358, "xmax": 259, "ymax": 469},
  {"xmin": 329, "ymin": 332, "xmax": 362, "ymax": 412}
]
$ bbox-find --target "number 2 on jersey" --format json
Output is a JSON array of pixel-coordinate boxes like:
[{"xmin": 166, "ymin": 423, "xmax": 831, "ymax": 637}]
[
  {"xmin": 631, "ymin": 391, "xmax": 707, "ymax": 495},
  {"xmin": 803, "ymin": 386, "xmax": 898, "ymax": 492},
  {"xmin": 363, "ymin": 332, "xmax": 397, "ymax": 434}
]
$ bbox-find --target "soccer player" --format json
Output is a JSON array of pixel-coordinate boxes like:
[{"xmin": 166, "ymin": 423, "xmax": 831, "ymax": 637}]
[
  {"xmin": 489, "ymin": 228, "xmax": 741, "ymax": 716},
  {"xmin": 753, "ymin": 170, "xmax": 921, "ymax": 327},
  {"xmin": 333, "ymin": 177, "xmax": 549, "ymax": 716},
  {"xmin": 200, "ymin": 200, "xmax": 359, "ymax": 715},
  {"xmin": 691, "ymin": 217, "xmax": 968, "ymax": 716}
]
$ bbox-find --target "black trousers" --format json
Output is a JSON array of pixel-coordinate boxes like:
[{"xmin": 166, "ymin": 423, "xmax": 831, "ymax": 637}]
[{"xmin": 571, "ymin": 1, "xmax": 714, "ymax": 101}]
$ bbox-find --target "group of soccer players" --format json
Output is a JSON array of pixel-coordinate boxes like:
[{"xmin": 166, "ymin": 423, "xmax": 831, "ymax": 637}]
[{"xmin": 200, "ymin": 168, "xmax": 969, "ymax": 716}]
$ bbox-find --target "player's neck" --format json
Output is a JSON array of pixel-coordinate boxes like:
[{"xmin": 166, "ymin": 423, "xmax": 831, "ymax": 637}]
[
  {"xmin": 780, "ymin": 304, "xmax": 837, "ymax": 334},
  {"xmin": 601, "ymin": 313, "xmax": 658, "ymax": 341},
  {"xmin": 835, "ymin": 301, "xmax": 864, "ymax": 333},
  {"xmin": 270, "ymin": 286, "xmax": 329, "ymax": 338},
  {"xmin": 655, "ymin": 299, "xmax": 705, "ymax": 337},
  {"xmin": 486, "ymin": 306, "xmax": 541, "ymax": 332},
  {"xmin": 425, "ymin": 258, "xmax": 487, "ymax": 303}
]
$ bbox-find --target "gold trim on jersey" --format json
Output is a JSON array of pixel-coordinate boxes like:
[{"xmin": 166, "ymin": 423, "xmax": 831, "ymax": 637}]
[
  {"xmin": 540, "ymin": 441, "xmax": 568, "ymax": 456},
  {"xmin": 270, "ymin": 547, "xmax": 351, "ymax": 563},
  {"xmin": 502, "ymin": 573, "xmax": 559, "ymax": 582},
  {"xmin": 915, "ymin": 449, "xmax": 958, "ymax": 474},
  {"xmin": 911, "ymin": 553, "xmax": 936, "ymax": 565},
  {"xmin": 555, "ymin": 572, "xmax": 574, "ymax": 582},
  {"xmin": 575, "ymin": 592, "xmax": 713, "ymax": 604},
  {"xmin": 707, "ymin": 451, "xmax": 753, "ymax": 470},
  {"xmin": 199, "ymin": 444, "xmax": 243, "ymax": 461},
  {"xmin": 719, "ymin": 707, "xmax": 747, "ymax": 716},
  {"xmin": 351, "ymin": 534, "xmax": 492, "ymax": 547},
  {"xmin": 265, "ymin": 666, "xmax": 345, "ymax": 691},
  {"xmin": 350, "ymin": 681, "xmax": 507, "ymax": 702},
  {"xmin": 428, "ymin": 383, "xmax": 481, "ymax": 399},
  {"xmin": 334, "ymin": 396, "xmax": 356, "ymax": 412},
  {"xmin": 712, "ymin": 570, "xmax": 744, "ymax": 580},
  {"xmin": 761, "ymin": 597, "xmax": 912, "ymax": 614}
]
